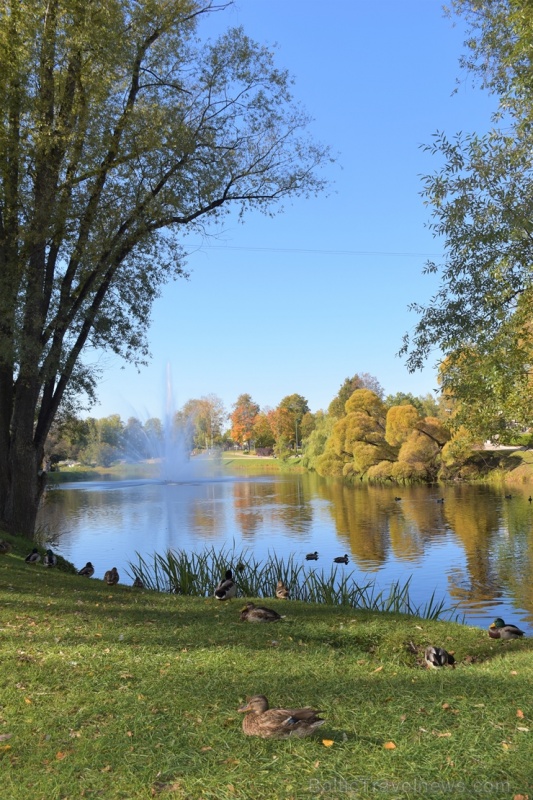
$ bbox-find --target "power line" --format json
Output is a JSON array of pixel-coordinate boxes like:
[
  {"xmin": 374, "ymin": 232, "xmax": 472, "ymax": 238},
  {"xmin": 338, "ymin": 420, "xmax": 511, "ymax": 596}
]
[{"xmin": 186, "ymin": 243, "xmax": 443, "ymax": 258}]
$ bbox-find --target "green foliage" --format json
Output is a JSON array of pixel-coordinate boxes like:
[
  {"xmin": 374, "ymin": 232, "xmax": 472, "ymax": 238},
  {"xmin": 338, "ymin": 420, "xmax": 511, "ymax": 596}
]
[
  {"xmin": 401, "ymin": 2, "xmax": 533, "ymax": 441},
  {"xmin": 0, "ymin": 0, "xmax": 330, "ymax": 536}
]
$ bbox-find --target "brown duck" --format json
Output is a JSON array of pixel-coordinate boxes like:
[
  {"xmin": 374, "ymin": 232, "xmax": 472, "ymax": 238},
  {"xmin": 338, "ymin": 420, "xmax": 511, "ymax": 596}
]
[
  {"xmin": 104, "ymin": 567, "xmax": 119, "ymax": 586},
  {"xmin": 240, "ymin": 602, "xmax": 282, "ymax": 623},
  {"xmin": 275, "ymin": 580, "xmax": 290, "ymax": 600},
  {"xmin": 238, "ymin": 695, "xmax": 326, "ymax": 739}
]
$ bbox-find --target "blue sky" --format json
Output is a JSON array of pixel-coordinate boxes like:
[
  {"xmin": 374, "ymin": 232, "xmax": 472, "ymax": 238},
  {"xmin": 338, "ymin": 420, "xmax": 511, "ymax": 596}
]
[{"xmin": 90, "ymin": 1, "xmax": 496, "ymax": 423}]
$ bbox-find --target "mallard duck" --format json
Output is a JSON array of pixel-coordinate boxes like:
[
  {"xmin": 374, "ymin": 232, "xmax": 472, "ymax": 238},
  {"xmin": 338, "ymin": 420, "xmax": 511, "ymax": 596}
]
[
  {"xmin": 25, "ymin": 547, "xmax": 41, "ymax": 564},
  {"xmin": 78, "ymin": 561, "xmax": 94, "ymax": 577},
  {"xmin": 394, "ymin": 496, "xmax": 402, "ymax": 501},
  {"xmin": 104, "ymin": 567, "xmax": 119, "ymax": 586},
  {"xmin": 0, "ymin": 540, "xmax": 12, "ymax": 555},
  {"xmin": 275, "ymin": 580, "xmax": 290, "ymax": 600},
  {"xmin": 240, "ymin": 602, "xmax": 282, "ymax": 623},
  {"xmin": 424, "ymin": 645, "xmax": 455, "ymax": 668},
  {"xmin": 488, "ymin": 617, "xmax": 525, "ymax": 640},
  {"xmin": 333, "ymin": 554, "xmax": 349, "ymax": 564},
  {"xmin": 132, "ymin": 576, "xmax": 144, "ymax": 589},
  {"xmin": 238, "ymin": 695, "xmax": 326, "ymax": 739},
  {"xmin": 214, "ymin": 569, "xmax": 236, "ymax": 600},
  {"xmin": 43, "ymin": 549, "xmax": 57, "ymax": 567},
  {"xmin": 305, "ymin": 551, "xmax": 319, "ymax": 561}
]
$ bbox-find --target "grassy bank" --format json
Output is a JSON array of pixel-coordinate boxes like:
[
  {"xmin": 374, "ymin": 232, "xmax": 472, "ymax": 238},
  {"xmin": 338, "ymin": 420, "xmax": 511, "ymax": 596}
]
[{"xmin": 1, "ymin": 534, "xmax": 531, "ymax": 799}]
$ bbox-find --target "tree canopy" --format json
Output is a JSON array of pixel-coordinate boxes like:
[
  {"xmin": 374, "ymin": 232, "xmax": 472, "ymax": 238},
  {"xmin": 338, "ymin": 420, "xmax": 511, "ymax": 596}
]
[
  {"xmin": 0, "ymin": 0, "xmax": 330, "ymax": 536},
  {"xmin": 401, "ymin": 0, "xmax": 533, "ymax": 440}
]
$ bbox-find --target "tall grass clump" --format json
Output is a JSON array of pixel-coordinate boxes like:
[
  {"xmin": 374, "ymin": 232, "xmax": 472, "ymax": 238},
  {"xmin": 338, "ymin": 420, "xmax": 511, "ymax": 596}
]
[{"xmin": 127, "ymin": 544, "xmax": 461, "ymax": 621}]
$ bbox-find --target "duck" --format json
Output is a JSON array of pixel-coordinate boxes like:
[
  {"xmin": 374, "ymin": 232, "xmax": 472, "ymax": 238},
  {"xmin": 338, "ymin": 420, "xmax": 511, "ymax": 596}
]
[
  {"xmin": 214, "ymin": 569, "xmax": 237, "ymax": 600},
  {"xmin": 424, "ymin": 645, "xmax": 455, "ymax": 668},
  {"xmin": 305, "ymin": 551, "xmax": 319, "ymax": 561},
  {"xmin": 0, "ymin": 540, "xmax": 12, "ymax": 555},
  {"xmin": 132, "ymin": 576, "xmax": 144, "ymax": 589},
  {"xmin": 238, "ymin": 695, "xmax": 326, "ymax": 739},
  {"xmin": 240, "ymin": 602, "xmax": 282, "ymax": 623},
  {"xmin": 333, "ymin": 554, "xmax": 349, "ymax": 564},
  {"xmin": 104, "ymin": 567, "xmax": 119, "ymax": 586},
  {"xmin": 436, "ymin": 497, "xmax": 445, "ymax": 504},
  {"xmin": 25, "ymin": 547, "xmax": 41, "ymax": 564},
  {"xmin": 78, "ymin": 561, "xmax": 94, "ymax": 577},
  {"xmin": 488, "ymin": 617, "xmax": 525, "ymax": 640},
  {"xmin": 394, "ymin": 497, "xmax": 402, "ymax": 501},
  {"xmin": 43, "ymin": 549, "xmax": 57, "ymax": 567},
  {"xmin": 275, "ymin": 580, "xmax": 290, "ymax": 600}
]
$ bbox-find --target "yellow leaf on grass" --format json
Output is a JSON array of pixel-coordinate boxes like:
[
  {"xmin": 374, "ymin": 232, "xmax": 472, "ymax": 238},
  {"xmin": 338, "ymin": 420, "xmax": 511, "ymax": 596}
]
[
  {"xmin": 517, "ymin": 709, "xmax": 525, "ymax": 718},
  {"xmin": 24, "ymin": 697, "xmax": 32, "ymax": 704},
  {"xmin": 383, "ymin": 741, "xmax": 396, "ymax": 750},
  {"xmin": 322, "ymin": 739, "xmax": 334, "ymax": 747},
  {"xmin": 371, "ymin": 666, "xmax": 383, "ymax": 674},
  {"xmin": 0, "ymin": 745, "xmax": 11, "ymax": 752},
  {"xmin": 56, "ymin": 751, "xmax": 68, "ymax": 760}
]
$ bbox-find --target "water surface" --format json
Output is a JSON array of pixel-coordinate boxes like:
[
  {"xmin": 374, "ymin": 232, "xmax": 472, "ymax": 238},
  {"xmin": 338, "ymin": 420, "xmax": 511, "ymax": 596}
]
[{"xmin": 38, "ymin": 471, "xmax": 533, "ymax": 634}]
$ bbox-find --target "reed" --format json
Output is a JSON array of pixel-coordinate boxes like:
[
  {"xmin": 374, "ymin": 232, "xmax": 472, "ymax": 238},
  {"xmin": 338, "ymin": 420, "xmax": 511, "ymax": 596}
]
[{"xmin": 127, "ymin": 545, "xmax": 461, "ymax": 621}]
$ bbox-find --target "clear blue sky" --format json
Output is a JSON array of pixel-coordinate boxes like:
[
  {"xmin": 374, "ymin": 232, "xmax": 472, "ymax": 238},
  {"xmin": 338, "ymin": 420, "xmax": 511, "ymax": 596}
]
[{"xmin": 89, "ymin": 0, "xmax": 496, "ymax": 423}]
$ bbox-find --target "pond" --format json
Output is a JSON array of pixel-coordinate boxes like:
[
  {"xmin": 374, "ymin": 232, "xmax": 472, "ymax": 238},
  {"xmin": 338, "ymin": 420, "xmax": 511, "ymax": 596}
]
[{"xmin": 37, "ymin": 467, "xmax": 533, "ymax": 634}]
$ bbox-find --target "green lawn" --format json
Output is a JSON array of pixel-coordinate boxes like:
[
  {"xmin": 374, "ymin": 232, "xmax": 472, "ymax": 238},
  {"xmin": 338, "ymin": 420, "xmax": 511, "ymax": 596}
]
[{"xmin": 1, "ymin": 533, "xmax": 531, "ymax": 799}]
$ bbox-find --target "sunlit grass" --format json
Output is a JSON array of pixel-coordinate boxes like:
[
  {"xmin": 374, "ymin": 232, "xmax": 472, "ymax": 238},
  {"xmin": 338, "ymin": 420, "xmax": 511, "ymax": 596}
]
[{"xmin": 1, "ymin": 532, "xmax": 532, "ymax": 800}]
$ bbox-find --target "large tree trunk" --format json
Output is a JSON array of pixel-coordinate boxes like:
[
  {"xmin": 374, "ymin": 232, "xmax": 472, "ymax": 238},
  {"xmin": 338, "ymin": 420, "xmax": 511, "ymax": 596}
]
[{"xmin": 0, "ymin": 380, "xmax": 46, "ymax": 539}]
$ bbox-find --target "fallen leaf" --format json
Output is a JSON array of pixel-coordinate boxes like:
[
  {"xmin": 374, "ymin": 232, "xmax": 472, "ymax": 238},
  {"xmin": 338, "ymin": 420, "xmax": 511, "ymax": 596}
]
[
  {"xmin": 434, "ymin": 731, "xmax": 452, "ymax": 738},
  {"xmin": 441, "ymin": 703, "xmax": 451, "ymax": 710},
  {"xmin": 101, "ymin": 766, "xmax": 112, "ymax": 773},
  {"xmin": 371, "ymin": 666, "xmax": 383, "ymax": 673},
  {"xmin": 313, "ymin": 761, "xmax": 320, "ymax": 768},
  {"xmin": 322, "ymin": 739, "xmax": 334, "ymax": 747},
  {"xmin": 200, "ymin": 746, "xmax": 213, "ymax": 752},
  {"xmin": 517, "ymin": 709, "xmax": 525, "ymax": 719},
  {"xmin": 0, "ymin": 734, "xmax": 12, "ymax": 742},
  {"xmin": 56, "ymin": 751, "xmax": 68, "ymax": 760},
  {"xmin": 510, "ymin": 670, "xmax": 518, "ymax": 675},
  {"xmin": 24, "ymin": 697, "xmax": 32, "ymax": 704},
  {"xmin": 517, "ymin": 726, "xmax": 530, "ymax": 733},
  {"xmin": 0, "ymin": 745, "xmax": 11, "ymax": 752},
  {"xmin": 513, "ymin": 795, "xmax": 529, "ymax": 800},
  {"xmin": 383, "ymin": 741, "xmax": 396, "ymax": 749}
]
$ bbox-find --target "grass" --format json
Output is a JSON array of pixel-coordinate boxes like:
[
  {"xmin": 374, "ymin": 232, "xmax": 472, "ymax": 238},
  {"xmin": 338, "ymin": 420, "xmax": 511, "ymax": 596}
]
[{"xmin": 1, "ymin": 531, "xmax": 532, "ymax": 799}]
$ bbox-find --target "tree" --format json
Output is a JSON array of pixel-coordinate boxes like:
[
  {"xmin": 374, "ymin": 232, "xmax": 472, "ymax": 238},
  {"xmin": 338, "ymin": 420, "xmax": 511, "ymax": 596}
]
[
  {"xmin": 401, "ymin": 2, "xmax": 533, "ymax": 436},
  {"xmin": 0, "ymin": 0, "xmax": 330, "ymax": 536},
  {"xmin": 328, "ymin": 373, "xmax": 384, "ymax": 418},
  {"xmin": 178, "ymin": 395, "xmax": 226, "ymax": 450},
  {"xmin": 252, "ymin": 411, "xmax": 275, "ymax": 450},
  {"xmin": 277, "ymin": 393, "xmax": 310, "ymax": 451},
  {"xmin": 230, "ymin": 394, "xmax": 260, "ymax": 450}
]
